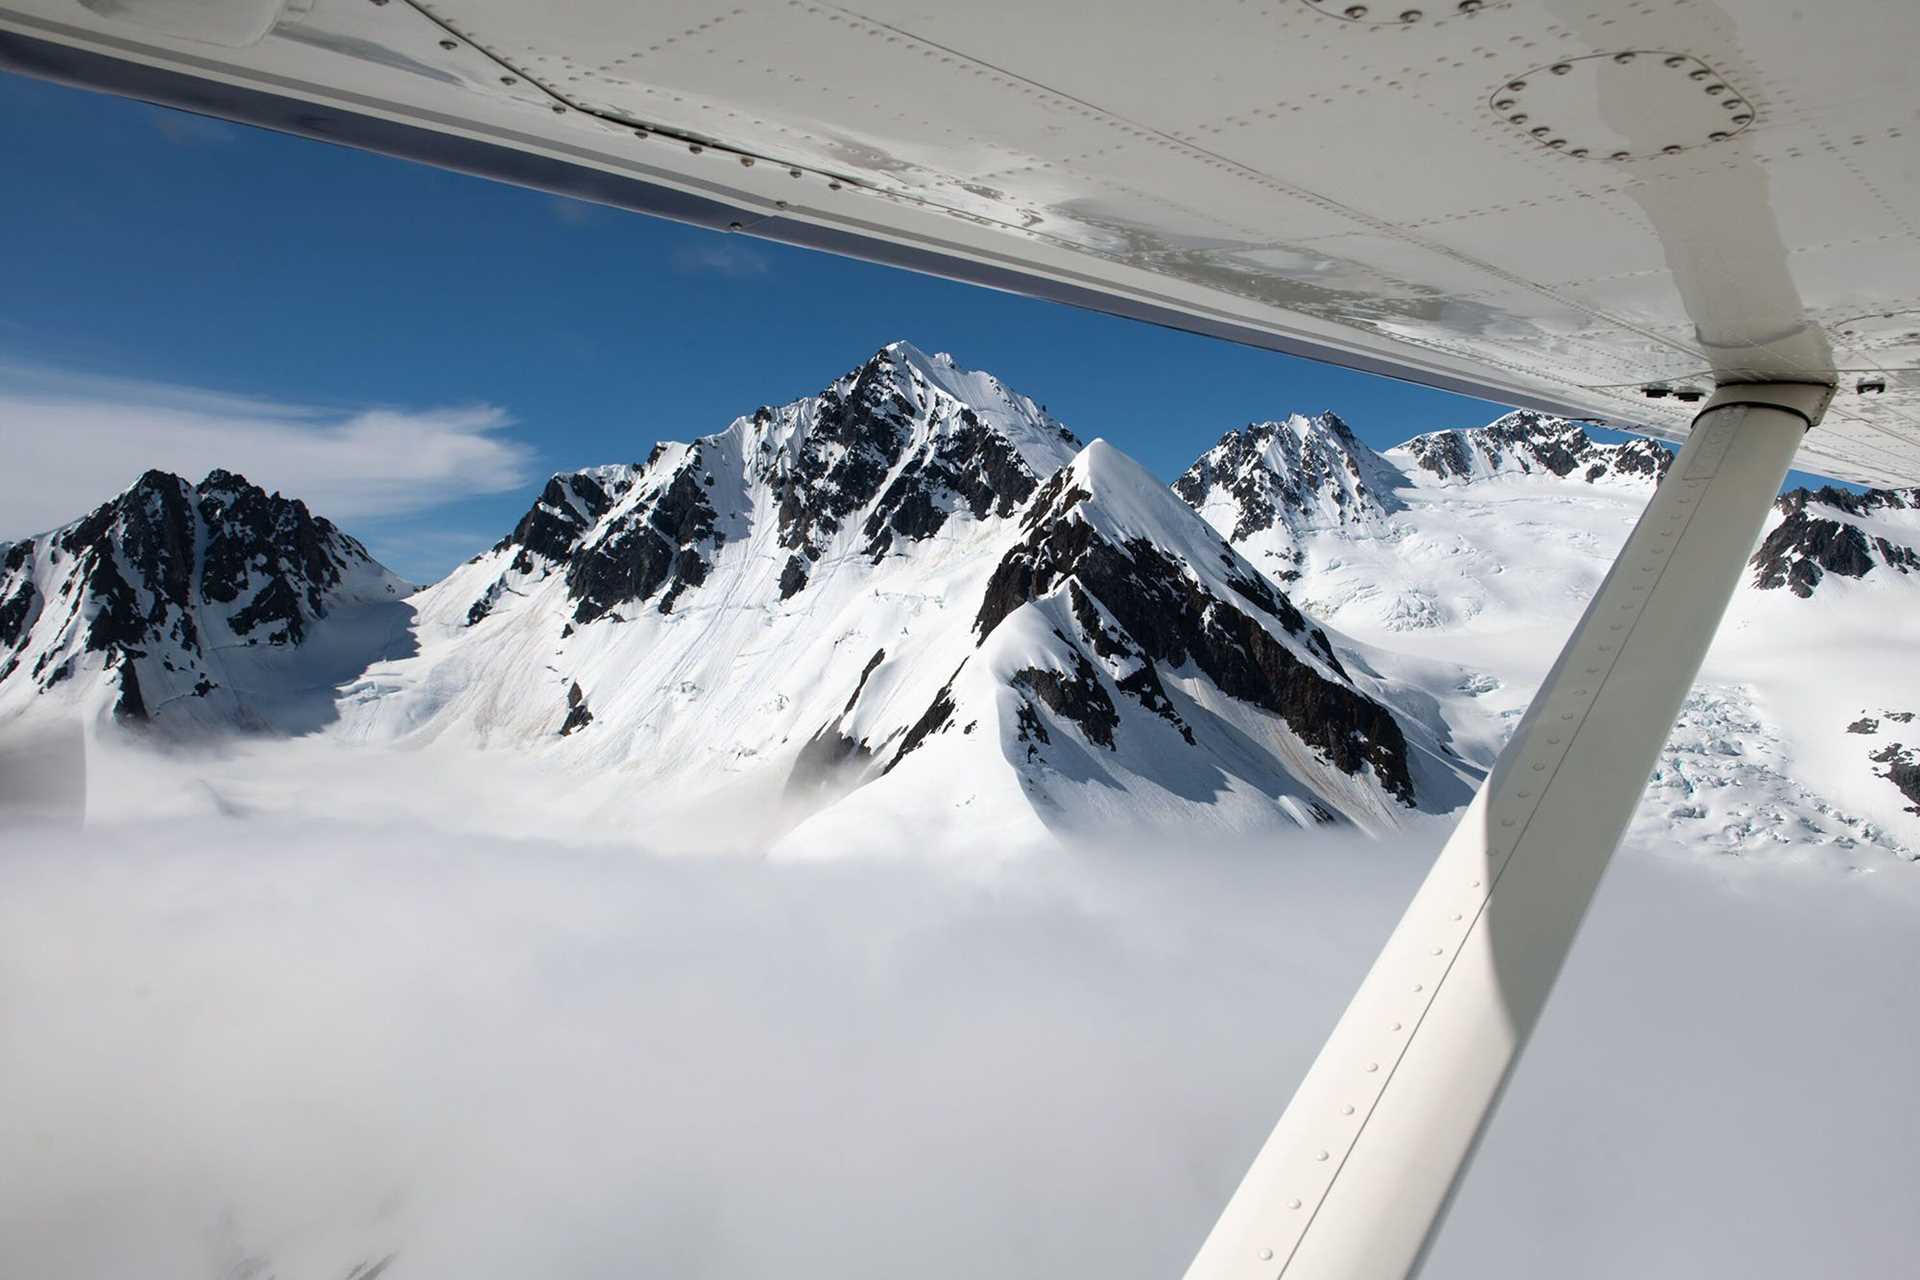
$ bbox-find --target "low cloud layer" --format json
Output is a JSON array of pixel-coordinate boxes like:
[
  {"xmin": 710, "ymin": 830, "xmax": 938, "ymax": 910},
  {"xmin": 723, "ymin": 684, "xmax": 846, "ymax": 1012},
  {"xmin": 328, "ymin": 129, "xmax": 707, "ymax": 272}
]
[
  {"xmin": 0, "ymin": 365, "xmax": 537, "ymax": 537},
  {"xmin": 2, "ymin": 745, "xmax": 1916, "ymax": 1280}
]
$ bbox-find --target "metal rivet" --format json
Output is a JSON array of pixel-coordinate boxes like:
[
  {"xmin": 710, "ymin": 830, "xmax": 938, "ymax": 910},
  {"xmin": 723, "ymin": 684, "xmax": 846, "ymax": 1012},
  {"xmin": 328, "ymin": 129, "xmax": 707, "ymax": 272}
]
[
  {"xmin": 633, "ymin": 128, "xmax": 649, "ymax": 139},
  {"xmin": 550, "ymin": 104, "xmax": 566, "ymax": 114},
  {"xmin": 829, "ymin": 180, "xmax": 843, "ymax": 190},
  {"xmin": 1531, "ymin": 763, "xmax": 1545, "ymax": 772},
  {"xmin": 728, "ymin": 221, "xmax": 743, "ymax": 230},
  {"xmin": 1611, "ymin": 150, "xmax": 1631, "ymax": 160},
  {"xmin": 1344, "ymin": 4, "xmax": 1368, "ymax": 15},
  {"xmin": 1260, "ymin": 1248, "xmax": 1276, "ymax": 1260},
  {"xmin": 1452, "ymin": 913, "xmax": 1464, "ymax": 921},
  {"xmin": 788, "ymin": 167, "xmax": 803, "ymax": 177},
  {"xmin": 740, "ymin": 155, "xmax": 755, "ymax": 166},
  {"xmin": 689, "ymin": 143, "xmax": 704, "ymax": 153},
  {"xmin": 775, "ymin": 199, "xmax": 789, "ymax": 209},
  {"xmin": 1317, "ymin": 1149, "xmax": 1331, "ymax": 1161},
  {"xmin": 1724, "ymin": 99, "xmax": 1745, "ymax": 111},
  {"xmin": 1709, "ymin": 130, "xmax": 1729, "ymax": 141},
  {"xmin": 1732, "ymin": 113, "xmax": 1752, "ymax": 124},
  {"xmin": 1501, "ymin": 817, "xmax": 1516, "ymax": 827},
  {"xmin": 1662, "ymin": 144, "xmax": 1683, "ymax": 155},
  {"xmin": 1400, "ymin": 8, "xmax": 1424, "ymax": 20},
  {"xmin": 1614, "ymin": 52, "xmax": 1636, "ymax": 64},
  {"xmin": 439, "ymin": 38, "xmax": 457, "ymax": 50},
  {"xmin": 1288, "ymin": 1198, "xmax": 1303, "ymax": 1210},
  {"xmin": 1530, "ymin": 126, "xmax": 1550, "ymax": 137},
  {"xmin": 1664, "ymin": 55, "xmax": 1688, "ymax": 68},
  {"xmin": 1431, "ymin": 945, "xmax": 1445, "ymax": 954},
  {"xmin": 1470, "ymin": 880, "xmax": 1482, "ymax": 888},
  {"xmin": 1689, "ymin": 68, "xmax": 1710, "ymax": 80},
  {"xmin": 1413, "ymin": 983, "xmax": 1425, "ymax": 992},
  {"xmin": 1510, "ymin": 113, "xmax": 1529, "ymax": 124},
  {"xmin": 1507, "ymin": 79, "xmax": 1527, "ymax": 91},
  {"xmin": 1570, "ymin": 147, "xmax": 1590, "ymax": 158},
  {"xmin": 1548, "ymin": 138, "xmax": 1566, "ymax": 148},
  {"xmin": 1550, "ymin": 62, "xmax": 1571, "ymax": 75},
  {"xmin": 1367, "ymin": 1060, "xmax": 1381, "ymax": 1071},
  {"xmin": 1493, "ymin": 97, "xmax": 1516, "ymax": 110},
  {"xmin": 1457, "ymin": 0, "xmax": 1483, "ymax": 11},
  {"xmin": 1343, "ymin": 1103, "xmax": 1357, "ymax": 1114},
  {"xmin": 1704, "ymin": 83, "xmax": 1726, "ymax": 96},
  {"xmin": 500, "ymin": 76, "xmax": 517, "ymax": 85}
]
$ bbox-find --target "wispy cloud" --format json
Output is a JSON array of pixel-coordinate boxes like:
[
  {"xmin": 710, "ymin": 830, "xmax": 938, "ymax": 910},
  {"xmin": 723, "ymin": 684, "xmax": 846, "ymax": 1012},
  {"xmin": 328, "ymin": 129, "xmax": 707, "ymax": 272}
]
[
  {"xmin": 548, "ymin": 196, "xmax": 598, "ymax": 227},
  {"xmin": 0, "ymin": 365, "xmax": 539, "ymax": 538},
  {"xmin": 150, "ymin": 109, "xmax": 240, "ymax": 147},
  {"xmin": 672, "ymin": 241, "xmax": 772, "ymax": 278}
]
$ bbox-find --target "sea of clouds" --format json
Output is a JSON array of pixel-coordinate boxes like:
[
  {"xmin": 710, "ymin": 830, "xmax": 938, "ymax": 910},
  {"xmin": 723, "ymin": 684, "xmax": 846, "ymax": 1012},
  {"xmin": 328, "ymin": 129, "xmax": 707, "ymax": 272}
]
[{"xmin": 3, "ymin": 741, "xmax": 1917, "ymax": 1279}]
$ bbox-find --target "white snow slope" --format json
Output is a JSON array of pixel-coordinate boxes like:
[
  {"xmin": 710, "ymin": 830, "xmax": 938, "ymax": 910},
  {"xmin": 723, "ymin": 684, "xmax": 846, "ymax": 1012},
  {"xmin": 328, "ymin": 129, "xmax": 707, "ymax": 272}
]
[
  {"xmin": 1182, "ymin": 410, "xmax": 1920, "ymax": 862},
  {"xmin": 322, "ymin": 343, "xmax": 1466, "ymax": 849}
]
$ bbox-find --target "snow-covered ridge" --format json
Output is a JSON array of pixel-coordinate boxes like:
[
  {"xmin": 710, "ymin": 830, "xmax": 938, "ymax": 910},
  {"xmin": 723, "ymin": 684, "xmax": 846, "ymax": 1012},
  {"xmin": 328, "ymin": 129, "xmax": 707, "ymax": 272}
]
[
  {"xmin": 1393, "ymin": 409, "xmax": 1671, "ymax": 487},
  {"xmin": 1749, "ymin": 484, "xmax": 1920, "ymax": 597},
  {"xmin": 0, "ymin": 468, "xmax": 411, "ymax": 732},
  {"xmin": 453, "ymin": 340, "xmax": 1083, "ymax": 630},
  {"xmin": 1173, "ymin": 412, "xmax": 1405, "ymax": 583}
]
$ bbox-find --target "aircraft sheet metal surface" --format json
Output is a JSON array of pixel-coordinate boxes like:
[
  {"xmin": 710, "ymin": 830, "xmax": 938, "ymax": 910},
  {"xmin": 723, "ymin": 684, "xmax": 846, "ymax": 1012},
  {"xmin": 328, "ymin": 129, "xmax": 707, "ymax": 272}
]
[{"xmin": 3, "ymin": 0, "xmax": 1917, "ymax": 484}]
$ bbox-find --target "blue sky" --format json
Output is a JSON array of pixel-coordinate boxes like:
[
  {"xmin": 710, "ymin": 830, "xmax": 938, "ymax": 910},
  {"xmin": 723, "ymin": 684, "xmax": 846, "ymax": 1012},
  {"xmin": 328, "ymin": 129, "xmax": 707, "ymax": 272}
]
[{"xmin": 0, "ymin": 70, "xmax": 1836, "ymax": 581}]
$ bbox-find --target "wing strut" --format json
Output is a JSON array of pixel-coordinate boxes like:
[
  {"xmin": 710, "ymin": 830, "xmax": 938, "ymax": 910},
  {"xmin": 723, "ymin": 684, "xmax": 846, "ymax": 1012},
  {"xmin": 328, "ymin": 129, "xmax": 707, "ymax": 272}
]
[{"xmin": 1185, "ymin": 383, "xmax": 1831, "ymax": 1280}]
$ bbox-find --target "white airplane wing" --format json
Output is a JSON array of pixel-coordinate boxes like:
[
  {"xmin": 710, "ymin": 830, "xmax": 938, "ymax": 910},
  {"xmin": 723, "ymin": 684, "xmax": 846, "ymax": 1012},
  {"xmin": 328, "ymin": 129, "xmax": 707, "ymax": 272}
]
[{"xmin": 2, "ymin": 0, "xmax": 1915, "ymax": 484}]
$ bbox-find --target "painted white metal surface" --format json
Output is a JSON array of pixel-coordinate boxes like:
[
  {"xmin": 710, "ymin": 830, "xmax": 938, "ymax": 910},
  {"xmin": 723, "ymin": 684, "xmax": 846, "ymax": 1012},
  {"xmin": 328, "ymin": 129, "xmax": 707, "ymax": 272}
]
[
  {"xmin": 1, "ymin": 0, "xmax": 1915, "ymax": 483},
  {"xmin": 1182, "ymin": 395, "xmax": 1809, "ymax": 1279}
]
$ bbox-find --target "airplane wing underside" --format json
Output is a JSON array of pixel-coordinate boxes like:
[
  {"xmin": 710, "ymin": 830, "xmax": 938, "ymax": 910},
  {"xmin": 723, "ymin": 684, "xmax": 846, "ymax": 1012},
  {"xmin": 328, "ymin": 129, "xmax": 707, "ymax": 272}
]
[{"xmin": 3, "ymin": 0, "xmax": 1917, "ymax": 485}]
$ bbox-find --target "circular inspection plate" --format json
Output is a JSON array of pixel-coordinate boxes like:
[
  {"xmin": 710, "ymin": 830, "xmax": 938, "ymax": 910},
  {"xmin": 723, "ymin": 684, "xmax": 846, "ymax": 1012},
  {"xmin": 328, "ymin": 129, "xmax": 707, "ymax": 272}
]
[{"xmin": 1488, "ymin": 51, "xmax": 1756, "ymax": 160}]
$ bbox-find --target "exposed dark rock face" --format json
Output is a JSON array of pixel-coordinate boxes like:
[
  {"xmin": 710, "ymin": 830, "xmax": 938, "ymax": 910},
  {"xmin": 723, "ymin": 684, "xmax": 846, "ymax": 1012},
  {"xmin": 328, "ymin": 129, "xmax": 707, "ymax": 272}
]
[
  {"xmin": 845, "ymin": 648, "xmax": 887, "ymax": 715},
  {"xmin": 1868, "ymin": 742, "xmax": 1920, "ymax": 816},
  {"xmin": 1750, "ymin": 486, "xmax": 1920, "ymax": 596},
  {"xmin": 503, "ymin": 471, "xmax": 630, "ymax": 573},
  {"xmin": 567, "ymin": 465, "xmax": 721, "ymax": 623},
  {"xmin": 861, "ymin": 410, "xmax": 1056, "ymax": 560},
  {"xmin": 887, "ymin": 665, "xmax": 962, "ymax": 773},
  {"xmin": 0, "ymin": 469, "xmax": 394, "ymax": 720},
  {"xmin": 1401, "ymin": 410, "xmax": 1672, "ymax": 484},
  {"xmin": 975, "ymin": 471, "xmax": 1416, "ymax": 803},
  {"xmin": 467, "ymin": 467, "xmax": 641, "ymax": 626},
  {"xmin": 559, "ymin": 681, "xmax": 593, "ymax": 736},
  {"xmin": 1012, "ymin": 651, "xmax": 1120, "ymax": 750},
  {"xmin": 1849, "ymin": 717, "xmax": 1882, "ymax": 734}
]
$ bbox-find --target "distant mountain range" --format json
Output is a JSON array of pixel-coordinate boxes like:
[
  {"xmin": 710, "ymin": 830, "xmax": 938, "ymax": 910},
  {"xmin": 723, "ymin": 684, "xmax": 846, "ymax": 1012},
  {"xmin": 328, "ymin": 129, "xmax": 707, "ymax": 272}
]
[{"xmin": 3, "ymin": 342, "xmax": 1916, "ymax": 850}]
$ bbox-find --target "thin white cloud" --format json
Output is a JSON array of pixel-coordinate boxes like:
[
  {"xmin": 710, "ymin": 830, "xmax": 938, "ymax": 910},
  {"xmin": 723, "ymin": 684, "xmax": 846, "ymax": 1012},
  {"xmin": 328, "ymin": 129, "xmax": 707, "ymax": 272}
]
[
  {"xmin": 150, "ymin": 109, "xmax": 240, "ymax": 147},
  {"xmin": 672, "ymin": 241, "xmax": 772, "ymax": 278},
  {"xmin": 0, "ymin": 366, "xmax": 539, "ymax": 538}
]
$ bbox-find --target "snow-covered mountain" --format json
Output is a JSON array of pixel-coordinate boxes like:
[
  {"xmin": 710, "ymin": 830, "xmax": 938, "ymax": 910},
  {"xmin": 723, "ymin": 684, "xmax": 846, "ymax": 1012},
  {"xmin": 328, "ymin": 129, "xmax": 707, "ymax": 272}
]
[
  {"xmin": 332, "ymin": 342, "xmax": 1465, "ymax": 848},
  {"xmin": 1173, "ymin": 411, "xmax": 1404, "ymax": 585},
  {"xmin": 1398, "ymin": 409, "xmax": 1672, "ymax": 486},
  {"xmin": 1181, "ymin": 409, "xmax": 1920, "ymax": 861},
  {"xmin": 0, "ymin": 469, "xmax": 412, "ymax": 734}
]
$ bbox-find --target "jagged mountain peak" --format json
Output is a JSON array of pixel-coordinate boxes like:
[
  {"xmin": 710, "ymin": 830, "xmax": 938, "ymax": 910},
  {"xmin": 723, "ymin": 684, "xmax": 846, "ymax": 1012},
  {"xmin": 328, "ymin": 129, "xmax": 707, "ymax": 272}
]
[
  {"xmin": 1174, "ymin": 411, "xmax": 1406, "ymax": 584},
  {"xmin": 1393, "ymin": 409, "xmax": 1671, "ymax": 486},
  {"xmin": 1750, "ymin": 483, "xmax": 1920, "ymax": 598},
  {"xmin": 0, "ymin": 468, "xmax": 410, "ymax": 730},
  {"xmin": 953, "ymin": 436, "xmax": 1423, "ymax": 811},
  {"xmin": 466, "ymin": 342, "xmax": 1083, "ymax": 628}
]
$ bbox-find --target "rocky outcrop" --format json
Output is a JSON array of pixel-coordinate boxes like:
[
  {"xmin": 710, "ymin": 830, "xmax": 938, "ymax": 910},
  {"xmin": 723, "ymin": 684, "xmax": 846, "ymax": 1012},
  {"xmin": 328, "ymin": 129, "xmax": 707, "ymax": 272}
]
[
  {"xmin": 1400, "ymin": 410, "xmax": 1671, "ymax": 484},
  {"xmin": 1750, "ymin": 486, "xmax": 1920, "ymax": 597}
]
